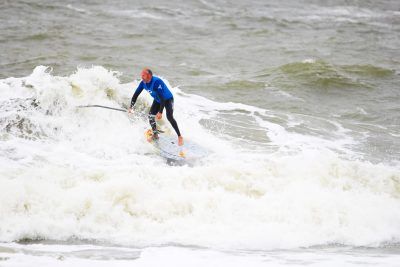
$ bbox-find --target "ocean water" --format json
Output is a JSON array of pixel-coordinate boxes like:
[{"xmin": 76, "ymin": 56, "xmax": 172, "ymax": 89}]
[{"xmin": 0, "ymin": 0, "xmax": 400, "ymax": 266}]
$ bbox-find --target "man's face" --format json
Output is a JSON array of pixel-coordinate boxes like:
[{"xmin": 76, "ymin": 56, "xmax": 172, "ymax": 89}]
[{"xmin": 141, "ymin": 70, "xmax": 151, "ymax": 83}]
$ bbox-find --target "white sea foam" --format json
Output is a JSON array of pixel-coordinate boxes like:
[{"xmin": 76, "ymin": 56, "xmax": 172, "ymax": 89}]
[
  {"xmin": 302, "ymin": 58, "xmax": 316, "ymax": 64},
  {"xmin": 2, "ymin": 243, "xmax": 400, "ymax": 267},
  {"xmin": 66, "ymin": 4, "xmax": 89, "ymax": 14},
  {"xmin": 109, "ymin": 9, "xmax": 163, "ymax": 20},
  {"xmin": 0, "ymin": 66, "xmax": 399, "ymax": 250}
]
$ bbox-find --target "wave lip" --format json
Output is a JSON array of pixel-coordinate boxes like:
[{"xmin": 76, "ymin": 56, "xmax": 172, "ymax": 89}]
[
  {"xmin": 341, "ymin": 64, "xmax": 395, "ymax": 77},
  {"xmin": 271, "ymin": 60, "xmax": 394, "ymax": 91}
]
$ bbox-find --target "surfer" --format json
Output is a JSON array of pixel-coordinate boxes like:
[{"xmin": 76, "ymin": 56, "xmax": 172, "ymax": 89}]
[{"xmin": 128, "ymin": 68, "xmax": 184, "ymax": 146}]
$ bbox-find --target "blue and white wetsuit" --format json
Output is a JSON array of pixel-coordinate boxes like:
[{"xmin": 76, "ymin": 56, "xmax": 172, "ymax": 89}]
[{"xmin": 130, "ymin": 76, "xmax": 181, "ymax": 137}]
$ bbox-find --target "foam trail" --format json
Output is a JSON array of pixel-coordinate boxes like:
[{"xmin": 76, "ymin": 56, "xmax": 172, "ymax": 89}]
[{"xmin": 0, "ymin": 66, "xmax": 400, "ymax": 251}]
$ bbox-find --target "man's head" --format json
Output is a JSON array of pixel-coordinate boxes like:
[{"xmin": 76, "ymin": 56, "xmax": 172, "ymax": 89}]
[{"xmin": 141, "ymin": 68, "xmax": 153, "ymax": 83}]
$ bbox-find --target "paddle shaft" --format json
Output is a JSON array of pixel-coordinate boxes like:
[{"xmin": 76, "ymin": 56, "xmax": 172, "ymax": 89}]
[
  {"xmin": 77, "ymin": 105, "xmax": 127, "ymax": 112},
  {"xmin": 77, "ymin": 105, "xmax": 155, "ymax": 117},
  {"xmin": 76, "ymin": 104, "xmax": 164, "ymax": 134}
]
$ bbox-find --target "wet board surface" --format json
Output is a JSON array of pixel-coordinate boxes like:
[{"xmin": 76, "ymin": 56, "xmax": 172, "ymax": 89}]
[{"xmin": 145, "ymin": 130, "xmax": 208, "ymax": 163}]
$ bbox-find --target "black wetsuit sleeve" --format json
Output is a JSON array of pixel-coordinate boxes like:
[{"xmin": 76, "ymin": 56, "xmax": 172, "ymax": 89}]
[{"xmin": 130, "ymin": 82, "xmax": 144, "ymax": 108}]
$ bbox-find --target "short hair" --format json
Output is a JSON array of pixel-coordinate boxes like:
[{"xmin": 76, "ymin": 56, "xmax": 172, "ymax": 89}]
[{"xmin": 145, "ymin": 68, "xmax": 152, "ymax": 76}]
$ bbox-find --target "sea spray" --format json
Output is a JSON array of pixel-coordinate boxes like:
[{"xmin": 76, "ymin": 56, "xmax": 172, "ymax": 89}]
[{"xmin": 1, "ymin": 66, "xmax": 399, "ymax": 250}]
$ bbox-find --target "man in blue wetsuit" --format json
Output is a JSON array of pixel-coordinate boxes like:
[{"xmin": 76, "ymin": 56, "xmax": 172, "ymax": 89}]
[{"xmin": 128, "ymin": 68, "xmax": 184, "ymax": 146}]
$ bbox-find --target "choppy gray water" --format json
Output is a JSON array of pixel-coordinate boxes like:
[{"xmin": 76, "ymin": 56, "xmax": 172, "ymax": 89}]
[
  {"xmin": 1, "ymin": 0, "xmax": 400, "ymax": 266},
  {"xmin": 1, "ymin": 0, "xmax": 399, "ymax": 162}
]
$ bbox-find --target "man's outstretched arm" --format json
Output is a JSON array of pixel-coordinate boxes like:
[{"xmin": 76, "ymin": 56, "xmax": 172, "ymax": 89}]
[{"xmin": 130, "ymin": 82, "xmax": 144, "ymax": 110}]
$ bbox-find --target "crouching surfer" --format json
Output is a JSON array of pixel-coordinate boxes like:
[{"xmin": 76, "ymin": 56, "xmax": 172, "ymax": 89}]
[{"xmin": 128, "ymin": 68, "xmax": 184, "ymax": 146}]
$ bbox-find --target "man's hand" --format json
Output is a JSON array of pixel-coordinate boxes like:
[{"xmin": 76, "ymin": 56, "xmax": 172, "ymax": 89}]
[
  {"xmin": 156, "ymin": 112, "xmax": 162, "ymax": 120},
  {"xmin": 128, "ymin": 107, "xmax": 133, "ymax": 114}
]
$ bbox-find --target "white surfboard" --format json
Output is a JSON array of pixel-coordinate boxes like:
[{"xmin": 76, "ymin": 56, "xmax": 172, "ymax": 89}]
[{"xmin": 145, "ymin": 129, "xmax": 207, "ymax": 164}]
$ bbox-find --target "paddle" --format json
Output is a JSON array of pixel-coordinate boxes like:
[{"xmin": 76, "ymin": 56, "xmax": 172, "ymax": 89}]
[
  {"xmin": 77, "ymin": 104, "xmax": 127, "ymax": 112},
  {"xmin": 77, "ymin": 104, "xmax": 163, "ymax": 132}
]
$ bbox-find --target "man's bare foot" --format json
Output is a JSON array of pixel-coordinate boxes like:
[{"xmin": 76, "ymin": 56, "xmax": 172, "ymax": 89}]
[{"xmin": 178, "ymin": 136, "xmax": 184, "ymax": 146}]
